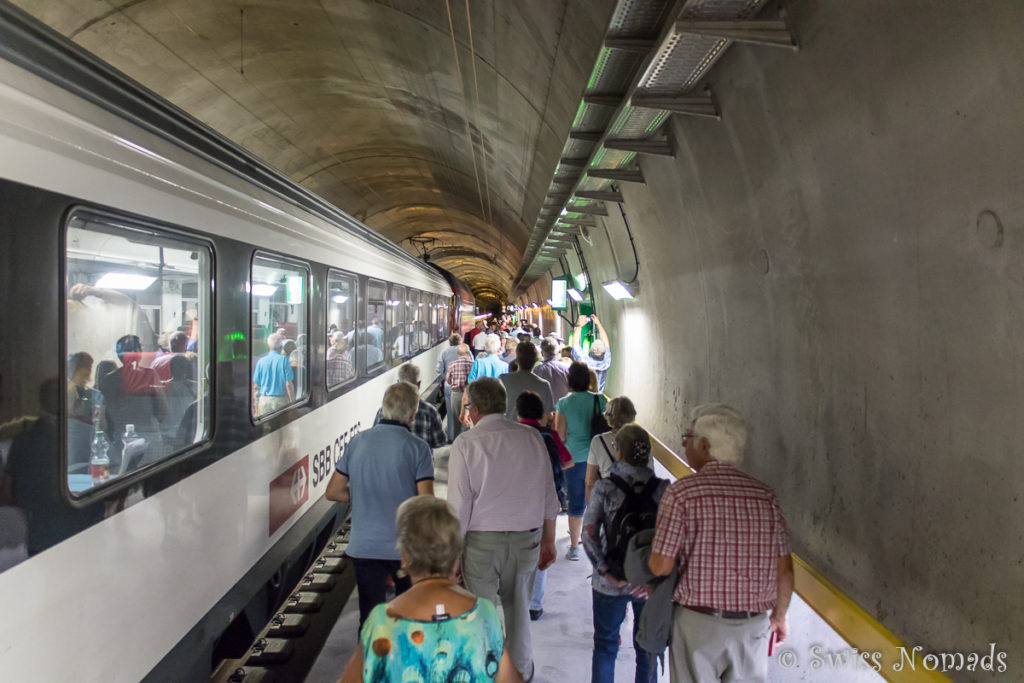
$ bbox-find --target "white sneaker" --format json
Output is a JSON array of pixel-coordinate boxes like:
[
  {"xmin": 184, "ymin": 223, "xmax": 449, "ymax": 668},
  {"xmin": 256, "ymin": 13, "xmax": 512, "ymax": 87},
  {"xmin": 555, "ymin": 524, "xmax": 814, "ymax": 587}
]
[{"xmin": 565, "ymin": 546, "xmax": 581, "ymax": 561}]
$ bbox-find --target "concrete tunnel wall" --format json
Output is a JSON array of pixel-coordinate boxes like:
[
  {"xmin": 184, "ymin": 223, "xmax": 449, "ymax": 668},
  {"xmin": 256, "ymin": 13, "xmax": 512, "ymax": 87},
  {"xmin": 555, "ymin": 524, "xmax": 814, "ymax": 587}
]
[{"xmin": 561, "ymin": 0, "xmax": 1024, "ymax": 670}]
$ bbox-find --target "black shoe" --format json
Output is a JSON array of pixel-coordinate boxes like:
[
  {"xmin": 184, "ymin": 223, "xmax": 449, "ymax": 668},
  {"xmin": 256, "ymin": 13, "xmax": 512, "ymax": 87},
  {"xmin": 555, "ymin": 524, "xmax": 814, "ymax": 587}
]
[{"xmin": 529, "ymin": 608, "xmax": 543, "ymax": 621}]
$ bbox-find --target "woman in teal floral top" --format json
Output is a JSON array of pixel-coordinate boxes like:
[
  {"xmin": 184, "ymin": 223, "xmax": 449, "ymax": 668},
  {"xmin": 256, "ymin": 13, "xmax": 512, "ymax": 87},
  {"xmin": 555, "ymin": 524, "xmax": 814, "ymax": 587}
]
[{"xmin": 340, "ymin": 496, "xmax": 522, "ymax": 683}]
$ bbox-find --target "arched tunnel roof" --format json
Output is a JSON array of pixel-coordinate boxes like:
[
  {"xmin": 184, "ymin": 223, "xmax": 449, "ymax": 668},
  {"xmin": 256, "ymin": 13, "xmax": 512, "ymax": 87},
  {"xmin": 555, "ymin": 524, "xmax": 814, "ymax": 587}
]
[{"xmin": 14, "ymin": 0, "xmax": 617, "ymax": 308}]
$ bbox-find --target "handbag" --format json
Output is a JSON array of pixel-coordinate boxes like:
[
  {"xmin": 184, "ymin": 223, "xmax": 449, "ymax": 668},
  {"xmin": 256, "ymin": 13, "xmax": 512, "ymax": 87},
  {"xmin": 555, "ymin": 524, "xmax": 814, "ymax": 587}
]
[{"xmin": 590, "ymin": 394, "xmax": 610, "ymax": 439}]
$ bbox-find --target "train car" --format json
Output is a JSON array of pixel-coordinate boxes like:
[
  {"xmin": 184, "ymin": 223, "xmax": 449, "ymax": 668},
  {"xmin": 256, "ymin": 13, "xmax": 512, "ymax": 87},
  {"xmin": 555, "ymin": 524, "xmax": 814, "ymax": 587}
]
[
  {"xmin": 0, "ymin": 7, "xmax": 457, "ymax": 681},
  {"xmin": 435, "ymin": 270, "xmax": 478, "ymax": 338}
]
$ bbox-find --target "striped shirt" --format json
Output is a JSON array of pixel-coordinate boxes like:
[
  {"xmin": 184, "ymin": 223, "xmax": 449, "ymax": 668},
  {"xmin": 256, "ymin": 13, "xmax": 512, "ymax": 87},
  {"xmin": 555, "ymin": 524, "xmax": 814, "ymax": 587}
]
[{"xmin": 651, "ymin": 461, "xmax": 791, "ymax": 612}]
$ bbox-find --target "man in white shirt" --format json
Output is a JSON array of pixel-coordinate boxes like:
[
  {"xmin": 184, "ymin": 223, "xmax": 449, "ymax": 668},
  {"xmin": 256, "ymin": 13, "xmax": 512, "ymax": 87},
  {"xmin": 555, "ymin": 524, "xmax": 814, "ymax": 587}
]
[{"xmin": 448, "ymin": 377, "xmax": 559, "ymax": 681}]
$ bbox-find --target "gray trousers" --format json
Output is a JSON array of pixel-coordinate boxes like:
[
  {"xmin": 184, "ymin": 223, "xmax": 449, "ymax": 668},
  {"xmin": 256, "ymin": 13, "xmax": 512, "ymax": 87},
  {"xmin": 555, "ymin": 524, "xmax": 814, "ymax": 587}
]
[
  {"xmin": 450, "ymin": 388, "xmax": 466, "ymax": 440},
  {"xmin": 669, "ymin": 606, "xmax": 770, "ymax": 683},
  {"xmin": 462, "ymin": 529, "xmax": 541, "ymax": 678}
]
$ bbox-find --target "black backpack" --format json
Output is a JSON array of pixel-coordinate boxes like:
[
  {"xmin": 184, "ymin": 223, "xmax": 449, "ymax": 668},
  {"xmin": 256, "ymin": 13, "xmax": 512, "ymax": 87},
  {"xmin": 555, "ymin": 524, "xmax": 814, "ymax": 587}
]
[{"xmin": 603, "ymin": 474, "xmax": 662, "ymax": 581}]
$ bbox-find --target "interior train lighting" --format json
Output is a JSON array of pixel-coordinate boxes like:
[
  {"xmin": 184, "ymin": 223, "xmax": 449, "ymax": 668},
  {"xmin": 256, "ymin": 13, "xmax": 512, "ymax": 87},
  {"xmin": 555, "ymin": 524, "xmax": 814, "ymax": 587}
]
[
  {"xmin": 601, "ymin": 280, "xmax": 635, "ymax": 300},
  {"xmin": 567, "ymin": 287, "xmax": 584, "ymax": 302},
  {"xmin": 95, "ymin": 272, "xmax": 157, "ymax": 290},
  {"xmin": 251, "ymin": 284, "xmax": 278, "ymax": 297},
  {"xmin": 332, "ymin": 294, "xmax": 349, "ymax": 304}
]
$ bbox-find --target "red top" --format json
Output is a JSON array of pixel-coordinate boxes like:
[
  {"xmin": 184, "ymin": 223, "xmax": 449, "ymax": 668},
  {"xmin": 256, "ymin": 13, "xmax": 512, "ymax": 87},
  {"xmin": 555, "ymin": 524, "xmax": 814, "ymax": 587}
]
[
  {"xmin": 652, "ymin": 461, "xmax": 791, "ymax": 612},
  {"xmin": 517, "ymin": 418, "xmax": 572, "ymax": 466}
]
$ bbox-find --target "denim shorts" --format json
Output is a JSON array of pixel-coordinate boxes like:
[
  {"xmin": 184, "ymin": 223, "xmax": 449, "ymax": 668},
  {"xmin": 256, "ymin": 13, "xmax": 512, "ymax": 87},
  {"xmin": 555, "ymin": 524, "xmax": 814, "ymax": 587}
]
[{"xmin": 564, "ymin": 461, "xmax": 587, "ymax": 516}]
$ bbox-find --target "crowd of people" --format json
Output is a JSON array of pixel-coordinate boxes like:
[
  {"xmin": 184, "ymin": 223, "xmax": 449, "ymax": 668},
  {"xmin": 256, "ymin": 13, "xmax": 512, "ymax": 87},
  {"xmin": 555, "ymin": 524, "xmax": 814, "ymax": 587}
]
[{"xmin": 327, "ymin": 313, "xmax": 794, "ymax": 683}]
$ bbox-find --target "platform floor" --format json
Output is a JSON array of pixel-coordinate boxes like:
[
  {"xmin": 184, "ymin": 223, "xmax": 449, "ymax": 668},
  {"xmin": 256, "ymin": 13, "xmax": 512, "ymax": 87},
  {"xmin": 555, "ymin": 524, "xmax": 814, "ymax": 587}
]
[{"xmin": 306, "ymin": 449, "xmax": 882, "ymax": 682}]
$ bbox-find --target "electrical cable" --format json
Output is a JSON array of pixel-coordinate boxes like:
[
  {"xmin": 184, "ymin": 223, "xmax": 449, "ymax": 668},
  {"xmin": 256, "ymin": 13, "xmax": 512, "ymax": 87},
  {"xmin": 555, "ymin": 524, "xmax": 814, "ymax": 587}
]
[{"xmin": 618, "ymin": 201, "xmax": 640, "ymax": 284}]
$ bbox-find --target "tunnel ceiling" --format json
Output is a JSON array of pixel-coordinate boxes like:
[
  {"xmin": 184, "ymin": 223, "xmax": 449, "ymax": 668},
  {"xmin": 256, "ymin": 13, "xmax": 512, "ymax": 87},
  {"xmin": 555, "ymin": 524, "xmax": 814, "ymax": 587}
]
[{"xmin": 13, "ymin": 0, "xmax": 616, "ymax": 307}]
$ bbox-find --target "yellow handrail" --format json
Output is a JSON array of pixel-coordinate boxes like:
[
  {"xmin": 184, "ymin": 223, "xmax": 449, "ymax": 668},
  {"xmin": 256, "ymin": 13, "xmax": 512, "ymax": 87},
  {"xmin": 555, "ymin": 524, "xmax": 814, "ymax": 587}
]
[{"xmin": 646, "ymin": 433, "xmax": 949, "ymax": 682}]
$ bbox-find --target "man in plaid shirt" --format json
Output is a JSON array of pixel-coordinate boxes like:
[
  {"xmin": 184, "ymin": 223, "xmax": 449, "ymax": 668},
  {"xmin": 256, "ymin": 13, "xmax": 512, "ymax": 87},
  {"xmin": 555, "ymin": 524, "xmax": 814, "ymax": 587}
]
[
  {"xmin": 649, "ymin": 404, "xmax": 794, "ymax": 683},
  {"xmin": 445, "ymin": 344, "xmax": 473, "ymax": 439},
  {"xmin": 372, "ymin": 363, "xmax": 447, "ymax": 448}
]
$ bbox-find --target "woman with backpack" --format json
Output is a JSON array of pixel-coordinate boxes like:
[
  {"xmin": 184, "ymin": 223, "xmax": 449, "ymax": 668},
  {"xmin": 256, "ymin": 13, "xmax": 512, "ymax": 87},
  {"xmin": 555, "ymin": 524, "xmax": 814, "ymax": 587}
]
[
  {"xmin": 554, "ymin": 361, "xmax": 608, "ymax": 561},
  {"xmin": 582, "ymin": 425, "xmax": 667, "ymax": 683},
  {"xmin": 584, "ymin": 396, "xmax": 638, "ymax": 503}
]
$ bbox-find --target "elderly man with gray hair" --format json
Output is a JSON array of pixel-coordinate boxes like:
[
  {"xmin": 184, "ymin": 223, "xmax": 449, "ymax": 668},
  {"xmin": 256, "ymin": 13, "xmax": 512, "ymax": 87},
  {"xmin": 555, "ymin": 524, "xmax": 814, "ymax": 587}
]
[
  {"xmin": 648, "ymin": 403, "xmax": 794, "ymax": 683},
  {"xmin": 533, "ymin": 336, "xmax": 569, "ymax": 403},
  {"xmin": 572, "ymin": 314, "xmax": 612, "ymax": 393},
  {"xmin": 326, "ymin": 381, "xmax": 435, "ymax": 632},
  {"xmin": 448, "ymin": 377, "xmax": 559, "ymax": 681},
  {"xmin": 436, "ymin": 332, "xmax": 463, "ymax": 440},
  {"xmin": 372, "ymin": 362, "xmax": 447, "ymax": 448}
]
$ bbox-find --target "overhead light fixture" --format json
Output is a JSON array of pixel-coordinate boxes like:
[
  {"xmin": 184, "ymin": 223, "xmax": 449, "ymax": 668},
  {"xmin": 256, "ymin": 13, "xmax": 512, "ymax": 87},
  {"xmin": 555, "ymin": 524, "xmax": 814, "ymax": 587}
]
[
  {"xmin": 532, "ymin": 302, "xmax": 539, "ymax": 308},
  {"xmin": 332, "ymin": 294, "xmax": 349, "ymax": 304},
  {"xmin": 567, "ymin": 288, "xmax": 584, "ymax": 302},
  {"xmin": 95, "ymin": 273, "xmax": 157, "ymax": 291},
  {"xmin": 602, "ymin": 280, "xmax": 635, "ymax": 301},
  {"xmin": 251, "ymin": 284, "xmax": 279, "ymax": 297},
  {"xmin": 560, "ymin": 208, "xmax": 568, "ymax": 216},
  {"xmin": 546, "ymin": 298, "xmax": 554, "ymax": 306}
]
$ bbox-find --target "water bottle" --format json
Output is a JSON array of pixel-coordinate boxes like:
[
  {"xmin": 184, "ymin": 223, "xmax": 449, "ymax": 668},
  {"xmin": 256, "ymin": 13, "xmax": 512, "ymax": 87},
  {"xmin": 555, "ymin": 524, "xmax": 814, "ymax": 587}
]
[
  {"xmin": 90, "ymin": 430, "xmax": 110, "ymax": 484},
  {"xmin": 124, "ymin": 423, "xmax": 138, "ymax": 443}
]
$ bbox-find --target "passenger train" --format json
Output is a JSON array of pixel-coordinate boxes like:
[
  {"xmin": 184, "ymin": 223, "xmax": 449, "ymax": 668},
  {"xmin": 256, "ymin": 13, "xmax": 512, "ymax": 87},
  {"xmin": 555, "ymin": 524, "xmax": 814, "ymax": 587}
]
[{"xmin": 0, "ymin": 6, "xmax": 475, "ymax": 681}]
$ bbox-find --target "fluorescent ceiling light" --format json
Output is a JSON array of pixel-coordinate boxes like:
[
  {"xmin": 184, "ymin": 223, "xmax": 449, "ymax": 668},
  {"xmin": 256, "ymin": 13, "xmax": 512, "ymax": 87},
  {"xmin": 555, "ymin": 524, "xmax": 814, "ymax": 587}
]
[
  {"xmin": 95, "ymin": 273, "xmax": 156, "ymax": 291},
  {"xmin": 332, "ymin": 294, "xmax": 349, "ymax": 304},
  {"xmin": 532, "ymin": 302, "xmax": 539, "ymax": 308},
  {"xmin": 567, "ymin": 288, "xmax": 584, "ymax": 302},
  {"xmin": 252, "ymin": 284, "xmax": 278, "ymax": 297},
  {"xmin": 602, "ymin": 280, "xmax": 635, "ymax": 301}
]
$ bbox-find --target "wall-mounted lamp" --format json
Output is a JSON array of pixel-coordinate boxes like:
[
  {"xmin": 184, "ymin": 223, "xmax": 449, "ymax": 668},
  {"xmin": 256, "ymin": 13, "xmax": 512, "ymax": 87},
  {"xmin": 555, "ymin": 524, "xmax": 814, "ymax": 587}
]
[
  {"xmin": 601, "ymin": 280, "xmax": 635, "ymax": 301},
  {"xmin": 567, "ymin": 288, "xmax": 584, "ymax": 302}
]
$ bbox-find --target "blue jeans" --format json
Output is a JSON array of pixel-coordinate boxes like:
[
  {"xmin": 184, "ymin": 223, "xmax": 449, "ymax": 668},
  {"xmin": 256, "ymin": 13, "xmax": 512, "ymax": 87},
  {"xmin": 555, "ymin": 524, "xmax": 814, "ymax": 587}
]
[{"xmin": 592, "ymin": 590, "xmax": 655, "ymax": 683}]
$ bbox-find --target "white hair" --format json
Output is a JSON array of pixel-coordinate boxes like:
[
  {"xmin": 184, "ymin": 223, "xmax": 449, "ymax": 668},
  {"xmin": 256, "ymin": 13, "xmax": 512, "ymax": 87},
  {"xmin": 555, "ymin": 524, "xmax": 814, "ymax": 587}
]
[
  {"xmin": 397, "ymin": 362, "xmax": 421, "ymax": 385},
  {"xmin": 382, "ymin": 382, "xmax": 419, "ymax": 421},
  {"xmin": 485, "ymin": 333, "xmax": 502, "ymax": 354},
  {"xmin": 692, "ymin": 403, "xmax": 747, "ymax": 465},
  {"xmin": 591, "ymin": 339, "xmax": 607, "ymax": 356},
  {"xmin": 540, "ymin": 337, "xmax": 558, "ymax": 360}
]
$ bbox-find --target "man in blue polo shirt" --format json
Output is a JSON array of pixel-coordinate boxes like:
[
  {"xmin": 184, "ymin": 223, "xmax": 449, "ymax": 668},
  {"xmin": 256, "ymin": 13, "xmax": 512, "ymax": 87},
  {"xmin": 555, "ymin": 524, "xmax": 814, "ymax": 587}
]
[
  {"xmin": 460, "ymin": 334, "xmax": 509, "ymax": 424},
  {"xmin": 325, "ymin": 381, "xmax": 434, "ymax": 632},
  {"xmin": 252, "ymin": 333, "xmax": 294, "ymax": 416}
]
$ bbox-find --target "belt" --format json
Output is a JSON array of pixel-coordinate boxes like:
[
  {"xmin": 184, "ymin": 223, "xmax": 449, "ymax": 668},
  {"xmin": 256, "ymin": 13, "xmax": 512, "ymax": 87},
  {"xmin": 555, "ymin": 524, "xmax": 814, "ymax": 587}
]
[{"xmin": 684, "ymin": 605, "xmax": 763, "ymax": 620}]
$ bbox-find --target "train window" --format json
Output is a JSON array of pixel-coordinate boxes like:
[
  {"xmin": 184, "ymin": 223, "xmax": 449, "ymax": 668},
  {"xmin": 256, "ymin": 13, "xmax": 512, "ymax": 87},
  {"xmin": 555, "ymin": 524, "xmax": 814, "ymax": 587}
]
[
  {"xmin": 408, "ymin": 290, "xmax": 421, "ymax": 354},
  {"xmin": 326, "ymin": 270, "xmax": 356, "ymax": 389},
  {"xmin": 64, "ymin": 212, "xmax": 212, "ymax": 496},
  {"xmin": 443, "ymin": 296, "xmax": 451, "ymax": 338},
  {"xmin": 432, "ymin": 294, "xmax": 442, "ymax": 342},
  {"xmin": 250, "ymin": 255, "xmax": 309, "ymax": 419},
  {"xmin": 387, "ymin": 284, "xmax": 407, "ymax": 366},
  {"xmin": 363, "ymin": 279, "xmax": 387, "ymax": 374}
]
